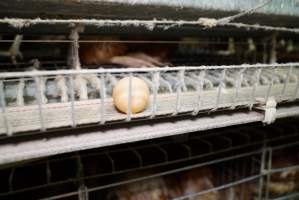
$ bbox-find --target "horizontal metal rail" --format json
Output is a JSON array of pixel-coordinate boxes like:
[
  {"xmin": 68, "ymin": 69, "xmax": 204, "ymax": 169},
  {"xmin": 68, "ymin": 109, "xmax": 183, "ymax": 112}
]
[
  {"xmin": 1, "ymin": 17, "xmax": 299, "ymax": 34},
  {"xmin": 0, "ymin": 63, "xmax": 299, "ymax": 78},
  {"xmin": 270, "ymin": 192, "xmax": 299, "ymax": 200}
]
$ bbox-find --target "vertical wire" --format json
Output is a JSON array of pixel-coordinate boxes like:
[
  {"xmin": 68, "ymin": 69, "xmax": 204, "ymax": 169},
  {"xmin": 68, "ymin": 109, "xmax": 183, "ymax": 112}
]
[
  {"xmin": 34, "ymin": 76, "xmax": 46, "ymax": 132},
  {"xmin": 214, "ymin": 69, "xmax": 226, "ymax": 110},
  {"xmin": 250, "ymin": 68, "xmax": 261, "ymax": 110},
  {"xmin": 173, "ymin": 70, "xmax": 184, "ymax": 115},
  {"xmin": 151, "ymin": 71, "xmax": 159, "ymax": 118},
  {"xmin": 264, "ymin": 148, "xmax": 273, "ymax": 200},
  {"xmin": 69, "ymin": 75, "xmax": 76, "ymax": 127},
  {"xmin": 257, "ymin": 148, "xmax": 267, "ymax": 200},
  {"xmin": 0, "ymin": 80, "xmax": 11, "ymax": 135},
  {"xmin": 232, "ymin": 68, "xmax": 245, "ymax": 109},
  {"xmin": 193, "ymin": 70, "xmax": 205, "ymax": 115},
  {"xmin": 100, "ymin": 73, "xmax": 106, "ymax": 124}
]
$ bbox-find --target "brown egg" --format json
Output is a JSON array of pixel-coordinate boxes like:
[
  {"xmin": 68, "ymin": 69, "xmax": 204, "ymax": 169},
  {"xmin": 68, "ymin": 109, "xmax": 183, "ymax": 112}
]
[{"xmin": 112, "ymin": 77, "xmax": 150, "ymax": 114}]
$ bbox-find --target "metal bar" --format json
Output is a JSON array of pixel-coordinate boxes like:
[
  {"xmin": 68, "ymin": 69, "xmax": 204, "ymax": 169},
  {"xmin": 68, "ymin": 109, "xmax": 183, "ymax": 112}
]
[
  {"xmin": 1, "ymin": 17, "xmax": 299, "ymax": 34},
  {"xmin": 257, "ymin": 147, "xmax": 267, "ymax": 200},
  {"xmin": 179, "ymin": 69, "xmax": 187, "ymax": 92},
  {"xmin": 69, "ymin": 27, "xmax": 81, "ymax": 70},
  {"xmin": 232, "ymin": 68, "xmax": 245, "ymax": 109},
  {"xmin": 173, "ymin": 70, "xmax": 184, "ymax": 115},
  {"xmin": 240, "ymin": 160, "xmax": 246, "ymax": 200},
  {"xmin": 8, "ymin": 167, "xmax": 15, "ymax": 192},
  {"xmin": 151, "ymin": 71, "xmax": 159, "ymax": 118},
  {"xmin": 271, "ymin": 140, "xmax": 299, "ymax": 150},
  {"xmin": 228, "ymin": 159, "xmax": 233, "ymax": 182},
  {"xmin": 76, "ymin": 154, "xmax": 84, "ymax": 179},
  {"xmin": 100, "ymin": 73, "xmax": 106, "ymax": 124},
  {"xmin": 131, "ymin": 148, "xmax": 143, "ymax": 167},
  {"xmin": 105, "ymin": 153, "xmax": 115, "ymax": 172},
  {"xmin": 193, "ymin": 70, "xmax": 205, "ymax": 115},
  {"xmin": 173, "ymin": 84, "xmax": 181, "ymax": 115},
  {"xmin": 270, "ymin": 191, "xmax": 299, "ymax": 200},
  {"xmin": 214, "ymin": 69, "xmax": 226, "ymax": 110},
  {"xmin": 250, "ymin": 68, "xmax": 262, "ymax": 110},
  {"xmin": 0, "ymin": 80, "xmax": 11, "ymax": 135},
  {"xmin": 126, "ymin": 73, "xmax": 133, "ymax": 121},
  {"xmin": 266, "ymin": 164, "xmax": 299, "ymax": 174},
  {"xmin": 264, "ymin": 148, "xmax": 273, "ymax": 200},
  {"xmin": 16, "ymin": 79, "xmax": 24, "ymax": 106},
  {"xmin": 154, "ymin": 145, "xmax": 168, "ymax": 162},
  {"xmin": 34, "ymin": 76, "xmax": 46, "ymax": 132},
  {"xmin": 69, "ymin": 75, "xmax": 76, "ymax": 127},
  {"xmin": 1, "ymin": 63, "xmax": 299, "ymax": 78},
  {"xmin": 281, "ymin": 66, "xmax": 292, "ymax": 100},
  {"xmin": 0, "ymin": 39, "xmax": 260, "ymax": 44}
]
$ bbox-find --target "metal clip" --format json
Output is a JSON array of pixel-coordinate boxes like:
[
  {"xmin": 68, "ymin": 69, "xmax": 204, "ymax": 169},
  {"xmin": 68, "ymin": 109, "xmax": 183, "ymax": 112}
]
[
  {"xmin": 69, "ymin": 26, "xmax": 83, "ymax": 70},
  {"xmin": 260, "ymin": 97, "xmax": 277, "ymax": 125},
  {"xmin": 78, "ymin": 185, "xmax": 89, "ymax": 200}
]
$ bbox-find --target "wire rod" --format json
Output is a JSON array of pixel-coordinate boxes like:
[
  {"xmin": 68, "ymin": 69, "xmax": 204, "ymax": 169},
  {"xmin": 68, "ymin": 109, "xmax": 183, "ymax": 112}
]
[
  {"xmin": 0, "ymin": 62, "xmax": 298, "ymax": 78},
  {"xmin": 267, "ymin": 164, "xmax": 299, "ymax": 174},
  {"xmin": 1, "ymin": 17, "xmax": 299, "ymax": 34},
  {"xmin": 270, "ymin": 192, "xmax": 299, "ymax": 200},
  {"xmin": 216, "ymin": 0, "xmax": 273, "ymax": 25}
]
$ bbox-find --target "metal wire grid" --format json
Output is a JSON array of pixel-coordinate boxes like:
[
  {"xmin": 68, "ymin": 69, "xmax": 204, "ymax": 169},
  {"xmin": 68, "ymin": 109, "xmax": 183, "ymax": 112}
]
[
  {"xmin": 0, "ymin": 37, "xmax": 266, "ymax": 72},
  {"xmin": 262, "ymin": 143, "xmax": 299, "ymax": 200},
  {"xmin": 1, "ymin": 14, "xmax": 299, "ymax": 34},
  {"xmin": 42, "ymin": 143, "xmax": 299, "ymax": 200},
  {"xmin": 0, "ymin": 62, "xmax": 299, "ymax": 135},
  {"xmin": 0, "ymin": 119, "xmax": 298, "ymax": 199}
]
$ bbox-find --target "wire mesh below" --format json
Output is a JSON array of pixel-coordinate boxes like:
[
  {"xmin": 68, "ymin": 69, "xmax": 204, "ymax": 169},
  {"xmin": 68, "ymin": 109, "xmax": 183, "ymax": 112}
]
[{"xmin": 0, "ymin": 118, "xmax": 298, "ymax": 199}]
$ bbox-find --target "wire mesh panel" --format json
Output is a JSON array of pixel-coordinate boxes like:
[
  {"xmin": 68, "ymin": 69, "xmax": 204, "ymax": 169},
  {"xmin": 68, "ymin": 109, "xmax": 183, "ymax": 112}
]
[
  {"xmin": 0, "ymin": 119, "xmax": 298, "ymax": 200},
  {"xmin": 0, "ymin": 63, "xmax": 299, "ymax": 135},
  {"xmin": 263, "ymin": 143, "xmax": 299, "ymax": 200}
]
